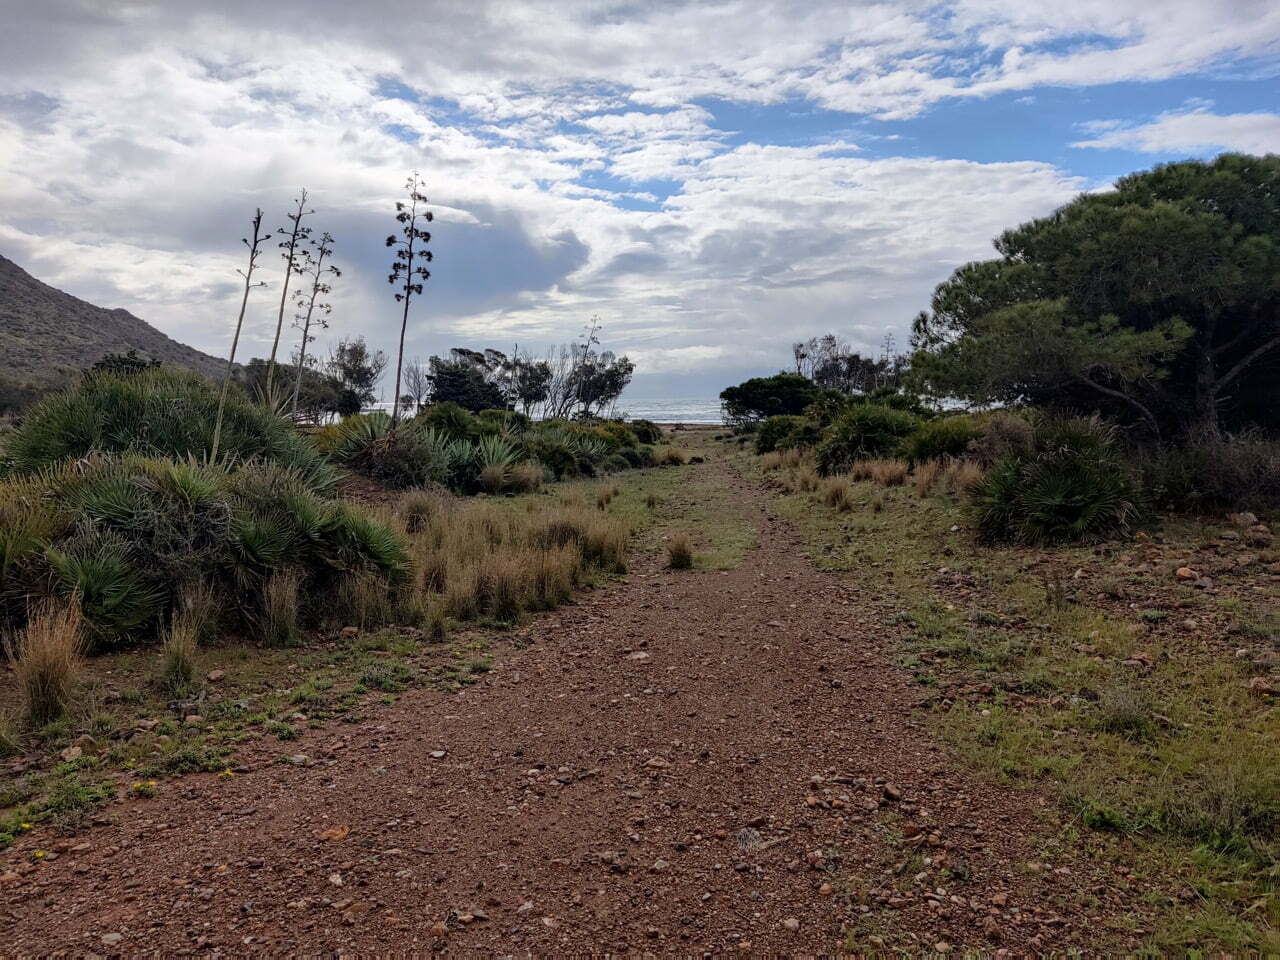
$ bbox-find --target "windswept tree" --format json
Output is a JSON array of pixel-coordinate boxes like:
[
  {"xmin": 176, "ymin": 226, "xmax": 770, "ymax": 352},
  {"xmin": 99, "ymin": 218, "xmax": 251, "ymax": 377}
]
[
  {"xmin": 425, "ymin": 349, "xmax": 510, "ymax": 412},
  {"xmin": 266, "ymin": 189, "xmax": 313, "ymax": 395},
  {"xmin": 386, "ymin": 172, "xmax": 433, "ymax": 431},
  {"xmin": 290, "ymin": 231, "xmax": 339, "ymax": 416},
  {"xmin": 327, "ymin": 337, "xmax": 387, "ymax": 417},
  {"xmin": 511, "ymin": 350, "xmax": 552, "ymax": 416},
  {"xmin": 911, "ymin": 154, "xmax": 1280, "ymax": 441},
  {"xmin": 212, "ymin": 208, "xmax": 269, "ymax": 460}
]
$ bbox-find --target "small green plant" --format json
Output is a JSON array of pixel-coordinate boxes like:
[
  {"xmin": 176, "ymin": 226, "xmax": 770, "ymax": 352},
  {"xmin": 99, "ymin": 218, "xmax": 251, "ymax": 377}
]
[
  {"xmin": 359, "ymin": 661, "xmax": 415, "ymax": 692},
  {"xmin": 158, "ymin": 609, "xmax": 202, "ymax": 698},
  {"xmin": 261, "ymin": 570, "xmax": 303, "ymax": 646}
]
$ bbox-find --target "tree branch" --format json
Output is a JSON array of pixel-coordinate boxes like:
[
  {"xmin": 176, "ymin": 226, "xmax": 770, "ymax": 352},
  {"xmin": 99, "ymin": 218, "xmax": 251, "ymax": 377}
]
[
  {"xmin": 1213, "ymin": 329, "xmax": 1280, "ymax": 396},
  {"xmin": 1075, "ymin": 373, "xmax": 1161, "ymax": 440}
]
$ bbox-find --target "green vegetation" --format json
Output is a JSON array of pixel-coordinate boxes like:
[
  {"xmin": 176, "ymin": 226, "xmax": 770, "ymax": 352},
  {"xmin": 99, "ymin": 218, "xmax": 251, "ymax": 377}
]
[
  {"xmin": 758, "ymin": 439, "xmax": 1279, "ymax": 954},
  {"xmin": 2, "ymin": 368, "xmax": 335, "ymax": 489}
]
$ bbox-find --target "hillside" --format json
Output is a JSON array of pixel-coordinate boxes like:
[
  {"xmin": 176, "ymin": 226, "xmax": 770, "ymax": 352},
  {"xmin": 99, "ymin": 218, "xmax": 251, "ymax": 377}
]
[{"xmin": 0, "ymin": 253, "xmax": 224, "ymax": 387}]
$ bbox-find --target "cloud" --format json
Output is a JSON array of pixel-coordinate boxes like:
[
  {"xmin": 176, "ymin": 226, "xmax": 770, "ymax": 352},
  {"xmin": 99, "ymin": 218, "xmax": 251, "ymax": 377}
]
[
  {"xmin": 1073, "ymin": 105, "xmax": 1280, "ymax": 155},
  {"xmin": 0, "ymin": 0, "xmax": 1274, "ymax": 396}
]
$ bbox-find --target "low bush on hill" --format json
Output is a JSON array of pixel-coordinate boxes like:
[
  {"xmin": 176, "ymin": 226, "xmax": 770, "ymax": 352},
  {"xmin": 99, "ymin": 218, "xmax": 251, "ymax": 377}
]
[{"xmin": 1, "ymin": 369, "xmax": 335, "ymax": 490}]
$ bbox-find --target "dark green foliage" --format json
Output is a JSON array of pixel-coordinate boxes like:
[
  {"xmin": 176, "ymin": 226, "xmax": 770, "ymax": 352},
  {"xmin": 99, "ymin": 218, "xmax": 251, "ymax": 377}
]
[
  {"xmin": 1138, "ymin": 434, "xmax": 1280, "ymax": 513},
  {"xmin": 89, "ymin": 349, "xmax": 161, "ymax": 376},
  {"xmin": 426, "ymin": 357, "xmax": 508, "ymax": 412},
  {"xmin": 477, "ymin": 409, "xmax": 531, "ymax": 434},
  {"xmin": 720, "ymin": 373, "xmax": 821, "ymax": 427},
  {"xmin": 815, "ymin": 405, "xmax": 920, "ymax": 474},
  {"xmin": 415, "ymin": 402, "xmax": 480, "ymax": 442},
  {"xmin": 2, "ymin": 369, "xmax": 336, "ymax": 490},
  {"xmin": 0, "ymin": 455, "xmax": 407, "ymax": 648},
  {"xmin": 913, "ymin": 154, "xmax": 1280, "ymax": 440},
  {"xmin": 970, "ymin": 418, "xmax": 1142, "ymax": 544},
  {"xmin": 903, "ymin": 416, "xmax": 980, "ymax": 464},
  {"xmin": 629, "ymin": 419, "xmax": 663, "ymax": 444},
  {"xmin": 755, "ymin": 415, "xmax": 819, "ymax": 453}
]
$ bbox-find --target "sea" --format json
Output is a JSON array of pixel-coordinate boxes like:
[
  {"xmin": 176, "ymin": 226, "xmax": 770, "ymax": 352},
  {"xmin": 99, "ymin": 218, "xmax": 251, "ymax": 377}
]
[{"xmin": 367, "ymin": 395, "xmax": 725, "ymax": 424}]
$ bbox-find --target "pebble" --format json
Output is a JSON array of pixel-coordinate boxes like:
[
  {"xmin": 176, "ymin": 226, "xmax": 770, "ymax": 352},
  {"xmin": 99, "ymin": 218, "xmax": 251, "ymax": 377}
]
[{"xmin": 782, "ymin": 917, "xmax": 800, "ymax": 931}]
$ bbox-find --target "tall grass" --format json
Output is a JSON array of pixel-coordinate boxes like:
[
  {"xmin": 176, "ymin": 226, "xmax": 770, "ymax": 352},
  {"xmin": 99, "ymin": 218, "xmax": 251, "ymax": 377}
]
[
  {"xmin": 667, "ymin": 532, "xmax": 694, "ymax": 569},
  {"xmin": 5, "ymin": 598, "xmax": 84, "ymax": 725}
]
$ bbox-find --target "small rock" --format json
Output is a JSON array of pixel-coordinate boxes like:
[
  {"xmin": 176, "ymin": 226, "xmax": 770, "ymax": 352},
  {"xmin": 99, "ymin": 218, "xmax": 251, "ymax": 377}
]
[
  {"xmin": 650, "ymin": 858, "xmax": 670, "ymax": 872},
  {"xmin": 184, "ymin": 715, "xmax": 204, "ymax": 726},
  {"xmin": 782, "ymin": 917, "xmax": 800, "ymax": 932},
  {"xmin": 59, "ymin": 745, "xmax": 82, "ymax": 763},
  {"xmin": 429, "ymin": 750, "xmax": 447, "ymax": 759},
  {"xmin": 1175, "ymin": 566, "xmax": 1197, "ymax": 580},
  {"xmin": 626, "ymin": 651, "xmax": 651, "ymax": 661},
  {"xmin": 882, "ymin": 783, "xmax": 902, "ymax": 802},
  {"xmin": 101, "ymin": 933, "xmax": 124, "ymax": 946},
  {"xmin": 644, "ymin": 756, "xmax": 671, "ymax": 769},
  {"xmin": 206, "ymin": 669, "xmax": 226, "ymax": 682}
]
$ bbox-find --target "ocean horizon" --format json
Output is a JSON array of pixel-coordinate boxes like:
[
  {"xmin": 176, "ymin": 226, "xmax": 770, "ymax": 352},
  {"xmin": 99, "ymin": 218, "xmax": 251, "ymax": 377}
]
[{"xmin": 367, "ymin": 395, "xmax": 726, "ymax": 424}]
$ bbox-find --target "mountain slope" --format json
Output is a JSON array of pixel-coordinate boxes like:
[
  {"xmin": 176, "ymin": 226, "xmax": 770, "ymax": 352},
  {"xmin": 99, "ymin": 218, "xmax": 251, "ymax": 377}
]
[{"xmin": 0, "ymin": 253, "xmax": 225, "ymax": 386}]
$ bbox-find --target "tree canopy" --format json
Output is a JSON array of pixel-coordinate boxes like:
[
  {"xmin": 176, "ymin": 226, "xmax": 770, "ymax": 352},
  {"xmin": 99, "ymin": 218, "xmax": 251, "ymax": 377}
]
[
  {"xmin": 911, "ymin": 154, "xmax": 1280, "ymax": 441},
  {"xmin": 719, "ymin": 373, "xmax": 821, "ymax": 426}
]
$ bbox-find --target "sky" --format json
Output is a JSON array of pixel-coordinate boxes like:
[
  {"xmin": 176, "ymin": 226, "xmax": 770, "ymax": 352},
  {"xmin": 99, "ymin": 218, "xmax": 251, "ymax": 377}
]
[{"xmin": 1, "ymin": 1, "xmax": 1278, "ymax": 405}]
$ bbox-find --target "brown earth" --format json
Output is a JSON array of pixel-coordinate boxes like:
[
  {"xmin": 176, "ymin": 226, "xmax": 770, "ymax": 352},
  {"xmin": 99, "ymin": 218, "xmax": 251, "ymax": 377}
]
[{"xmin": 0, "ymin": 455, "xmax": 1150, "ymax": 955}]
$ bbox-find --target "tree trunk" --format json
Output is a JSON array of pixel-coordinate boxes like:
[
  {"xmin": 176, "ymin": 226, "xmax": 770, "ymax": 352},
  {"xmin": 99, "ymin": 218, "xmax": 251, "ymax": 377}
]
[{"xmin": 1191, "ymin": 337, "xmax": 1220, "ymax": 441}]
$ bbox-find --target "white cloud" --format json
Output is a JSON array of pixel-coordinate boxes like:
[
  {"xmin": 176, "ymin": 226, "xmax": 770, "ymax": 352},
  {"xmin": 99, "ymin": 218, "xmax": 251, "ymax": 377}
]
[
  {"xmin": 0, "ymin": 0, "xmax": 1274, "ymax": 394},
  {"xmin": 1073, "ymin": 106, "xmax": 1280, "ymax": 155}
]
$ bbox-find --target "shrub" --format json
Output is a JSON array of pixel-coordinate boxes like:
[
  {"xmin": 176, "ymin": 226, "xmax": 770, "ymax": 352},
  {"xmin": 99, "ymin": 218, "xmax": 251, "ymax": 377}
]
[
  {"xmin": 656, "ymin": 447, "xmax": 688, "ymax": 466},
  {"xmin": 2, "ymin": 369, "xmax": 335, "ymax": 490},
  {"xmin": 1139, "ymin": 434, "xmax": 1280, "ymax": 514},
  {"xmin": 965, "ymin": 411, "xmax": 1034, "ymax": 467},
  {"xmin": 667, "ymin": 532, "xmax": 694, "ymax": 569},
  {"xmin": 904, "ymin": 416, "xmax": 980, "ymax": 465},
  {"xmin": 815, "ymin": 405, "xmax": 920, "ymax": 474},
  {"xmin": 630, "ymin": 419, "xmax": 663, "ymax": 444},
  {"xmin": 415, "ymin": 402, "xmax": 480, "ymax": 442},
  {"xmin": 756, "ymin": 415, "xmax": 817, "ymax": 454},
  {"xmin": 5, "ymin": 598, "xmax": 83, "ymax": 725},
  {"xmin": 970, "ymin": 418, "xmax": 1142, "ymax": 544}
]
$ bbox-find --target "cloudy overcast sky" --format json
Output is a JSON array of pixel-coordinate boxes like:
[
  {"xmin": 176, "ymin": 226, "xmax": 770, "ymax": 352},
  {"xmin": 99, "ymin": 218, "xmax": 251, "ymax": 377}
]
[{"xmin": 1, "ymin": 1, "xmax": 1278, "ymax": 403}]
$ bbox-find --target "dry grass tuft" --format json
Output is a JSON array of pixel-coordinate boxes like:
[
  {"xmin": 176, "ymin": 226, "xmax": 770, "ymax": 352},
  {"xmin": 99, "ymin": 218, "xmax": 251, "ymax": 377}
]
[
  {"xmin": 796, "ymin": 467, "xmax": 820, "ymax": 492},
  {"xmin": 159, "ymin": 607, "xmax": 202, "ymax": 697},
  {"xmin": 943, "ymin": 459, "xmax": 984, "ymax": 495},
  {"xmin": 914, "ymin": 459, "xmax": 944, "ymax": 497},
  {"xmin": 596, "ymin": 486, "xmax": 614, "ymax": 510},
  {"xmin": 656, "ymin": 447, "xmax": 688, "ymax": 466},
  {"xmin": 667, "ymin": 532, "xmax": 694, "ymax": 569},
  {"xmin": 5, "ymin": 597, "xmax": 84, "ymax": 726},
  {"xmin": 262, "ymin": 569, "xmax": 304, "ymax": 645},
  {"xmin": 822, "ymin": 476, "xmax": 854, "ymax": 511},
  {"xmin": 507, "ymin": 462, "xmax": 543, "ymax": 493},
  {"xmin": 645, "ymin": 492, "xmax": 658, "ymax": 509},
  {"xmin": 870, "ymin": 459, "xmax": 909, "ymax": 486},
  {"xmin": 479, "ymin": 463, "xmax": 508, "ymax": 495},
  {"xmin": 761, "ymin": 451, "xmax": 784, "ymax": 472}
]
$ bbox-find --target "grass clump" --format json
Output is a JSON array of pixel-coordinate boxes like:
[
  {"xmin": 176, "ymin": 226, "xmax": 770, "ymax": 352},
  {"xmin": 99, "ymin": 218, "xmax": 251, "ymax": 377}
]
[
  {"xmin": 821, "ymin": 476, "xmax": 853, "ymax": 511},
  {"xmin": 158, "ymin": 608, "xmax": 202, "ymax": 697},
  {"xmin": 656, "ymin": 446, "xmax": 688, "ymax": 466},
  {"xmin": 5, "ymin": 598, "xmax": 84, "ymax": 726},
  {"xmin": 667, "ymin": 532, "xmax": 694, "ymax": 569}
]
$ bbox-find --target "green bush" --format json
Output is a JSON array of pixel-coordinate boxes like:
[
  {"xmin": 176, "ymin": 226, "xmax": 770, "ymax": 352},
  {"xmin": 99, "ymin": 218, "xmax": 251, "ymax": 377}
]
[
  {"xmin": 0, "ymin": 455, "xmax": 407, "ymax": 648},
  {"xmin": 903, "ymin": 416, "xmax": 981, "ymax": 464},
  {"xmin": 415, "ymin": 402, "xmax": 480, "ymax": 442},
  {"xmin": 970, "ymin": 418, "xmax": 1142, "ymax": 544},
  {"xmin": 1, "ymin": 369, "xmax": 335, "ymax": 490},
  {"xmin": 815, "ymin": 405, "xmax": 920, "ymax": 474},
  {"xmin": 755, "ymin": 415, "xmax": 820, "ymax": 454},
  {"xmin": 629, "ymin": 419, "xmax": 663, "ymax": 444}
]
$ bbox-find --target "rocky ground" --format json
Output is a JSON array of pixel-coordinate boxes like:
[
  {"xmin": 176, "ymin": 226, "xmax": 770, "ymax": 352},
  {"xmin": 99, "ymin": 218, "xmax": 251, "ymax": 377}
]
[{"xmin": 0, "ymin": 454, "xmax": 1157, "ymax": 955}]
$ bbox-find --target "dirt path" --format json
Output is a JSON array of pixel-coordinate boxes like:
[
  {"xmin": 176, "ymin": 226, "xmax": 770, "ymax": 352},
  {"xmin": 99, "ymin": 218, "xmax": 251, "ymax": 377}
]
[{"xmin": 1, "ymin": 456, "xmax": 1138, "ymax": 954}]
